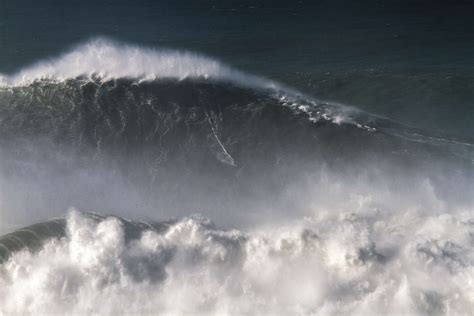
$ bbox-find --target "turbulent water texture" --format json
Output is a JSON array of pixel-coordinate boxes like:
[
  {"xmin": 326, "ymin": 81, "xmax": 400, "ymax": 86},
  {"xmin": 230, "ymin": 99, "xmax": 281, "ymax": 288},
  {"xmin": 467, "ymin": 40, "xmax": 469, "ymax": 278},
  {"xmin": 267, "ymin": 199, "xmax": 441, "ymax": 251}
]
[
  {"xmin": 1, "ymin": 210, "xmax": 473, "ymax": 315},
  {"xmin": 0, "ymin": 39, "xmax": 473, "ymax": 314}
]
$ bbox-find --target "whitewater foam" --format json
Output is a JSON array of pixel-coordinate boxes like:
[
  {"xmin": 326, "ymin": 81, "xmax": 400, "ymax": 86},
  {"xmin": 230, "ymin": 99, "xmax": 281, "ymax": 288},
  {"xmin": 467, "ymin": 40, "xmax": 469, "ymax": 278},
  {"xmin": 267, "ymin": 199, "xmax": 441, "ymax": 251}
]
[{"xmin": 1, "ymin": 209, "xmax": 473, "ymax": 315}]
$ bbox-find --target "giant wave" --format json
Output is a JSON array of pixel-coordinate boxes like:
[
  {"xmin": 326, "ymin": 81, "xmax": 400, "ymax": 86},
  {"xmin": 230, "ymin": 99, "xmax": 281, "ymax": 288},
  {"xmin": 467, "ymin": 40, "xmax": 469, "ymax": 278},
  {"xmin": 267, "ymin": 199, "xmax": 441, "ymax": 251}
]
[{"xmin": 0, "ymin": 38, "xmax": 473, "ymax": 315}]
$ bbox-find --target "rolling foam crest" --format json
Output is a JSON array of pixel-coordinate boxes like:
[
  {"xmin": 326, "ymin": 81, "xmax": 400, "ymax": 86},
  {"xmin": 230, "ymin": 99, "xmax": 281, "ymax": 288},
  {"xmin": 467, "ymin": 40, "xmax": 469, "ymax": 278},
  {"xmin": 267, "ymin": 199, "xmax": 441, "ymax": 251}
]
[
  {"xmin": 0, "ymin": 37, "xmax": 278, "ymax": 91},
  {"xmin": 0, "ymin": 210, "xmax": 473, "ymax": 315}
]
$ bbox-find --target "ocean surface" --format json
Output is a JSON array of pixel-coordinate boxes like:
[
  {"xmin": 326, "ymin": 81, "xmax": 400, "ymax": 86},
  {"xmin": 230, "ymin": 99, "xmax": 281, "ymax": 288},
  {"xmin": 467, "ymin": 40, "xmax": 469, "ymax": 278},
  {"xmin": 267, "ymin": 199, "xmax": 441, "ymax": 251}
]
[{"xmin": 0, "ymin": 1, "xmax": 473, "ymax": 314}]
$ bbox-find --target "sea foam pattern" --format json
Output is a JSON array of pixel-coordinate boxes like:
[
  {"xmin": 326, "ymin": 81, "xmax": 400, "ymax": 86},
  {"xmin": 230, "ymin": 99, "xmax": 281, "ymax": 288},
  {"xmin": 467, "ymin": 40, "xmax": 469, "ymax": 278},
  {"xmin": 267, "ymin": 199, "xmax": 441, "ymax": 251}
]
[{"xmin": 1, "ymin": 210, "xmax": 473, "ymax": 315}]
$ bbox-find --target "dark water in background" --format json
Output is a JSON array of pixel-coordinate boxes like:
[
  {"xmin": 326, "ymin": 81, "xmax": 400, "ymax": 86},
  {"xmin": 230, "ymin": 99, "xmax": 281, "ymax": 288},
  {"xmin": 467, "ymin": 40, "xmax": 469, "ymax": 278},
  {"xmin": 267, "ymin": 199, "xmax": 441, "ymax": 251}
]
[{"xmin": 1, "ymin": 0, "xmax": 473, "ymax": 137}]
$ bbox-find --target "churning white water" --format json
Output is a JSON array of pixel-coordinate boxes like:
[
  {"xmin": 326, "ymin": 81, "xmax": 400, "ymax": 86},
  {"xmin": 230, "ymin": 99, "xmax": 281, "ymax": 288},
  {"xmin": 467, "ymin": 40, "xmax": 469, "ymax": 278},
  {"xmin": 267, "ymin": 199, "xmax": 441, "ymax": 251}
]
[{"xmin": 1, "ymin": 203, "xmax": 473, "ymax": 315}]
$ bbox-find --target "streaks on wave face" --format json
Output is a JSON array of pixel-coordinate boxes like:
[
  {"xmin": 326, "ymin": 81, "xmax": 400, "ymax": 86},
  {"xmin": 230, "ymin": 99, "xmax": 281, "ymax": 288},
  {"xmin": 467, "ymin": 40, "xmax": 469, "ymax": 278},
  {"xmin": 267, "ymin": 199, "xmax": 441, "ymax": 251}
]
[
  {"xmin": 0, "ymin": 78, "xmax": 330, "ymax": 184},
  {"xmin": 0, "ymin": 75, "xmax": 397, "ymax": 190},
  {"xmin": 0, "ymin": 77, "xmax": 469, "ymax": 167},
  {"xmin": 0, "ymin": 80, "xmax": 473, "ymax": 226}
]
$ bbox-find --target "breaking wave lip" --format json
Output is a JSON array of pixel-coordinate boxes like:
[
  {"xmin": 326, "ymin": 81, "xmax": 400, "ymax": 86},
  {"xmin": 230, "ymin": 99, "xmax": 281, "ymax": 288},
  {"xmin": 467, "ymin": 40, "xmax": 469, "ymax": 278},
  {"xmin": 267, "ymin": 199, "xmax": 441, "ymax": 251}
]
[{"xmin": 0, "ymin": 37, "xmax": 281, "ymax": 91}]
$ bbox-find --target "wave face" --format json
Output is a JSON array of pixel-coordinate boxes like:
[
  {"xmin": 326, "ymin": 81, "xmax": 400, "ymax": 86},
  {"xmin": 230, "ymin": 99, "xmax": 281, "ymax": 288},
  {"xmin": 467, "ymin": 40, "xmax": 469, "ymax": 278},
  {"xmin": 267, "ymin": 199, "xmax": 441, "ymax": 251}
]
[
  {"xmin": 1, "ymin": 75, "xmax": 471, "ymax": 225},
  {"xmin": 0, "ymin": 39, "xmax": 473, "ymax": 314}
]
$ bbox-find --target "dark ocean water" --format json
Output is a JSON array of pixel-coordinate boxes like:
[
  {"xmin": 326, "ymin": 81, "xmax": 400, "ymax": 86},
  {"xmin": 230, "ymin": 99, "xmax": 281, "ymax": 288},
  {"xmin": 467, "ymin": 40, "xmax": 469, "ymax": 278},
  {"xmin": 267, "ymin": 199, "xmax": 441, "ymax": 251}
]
[
  {"xmin": 1, "ymin": 0, "xmax": 473, "ymax": 136},
  {"xmin": 0, "ymin": 1, "xmax": 473, "ymax": 314}
]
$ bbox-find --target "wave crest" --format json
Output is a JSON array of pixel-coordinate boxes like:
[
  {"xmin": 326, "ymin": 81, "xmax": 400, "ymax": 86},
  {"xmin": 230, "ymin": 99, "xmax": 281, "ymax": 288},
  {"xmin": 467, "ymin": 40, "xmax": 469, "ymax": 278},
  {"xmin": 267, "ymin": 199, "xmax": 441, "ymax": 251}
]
[{"xmin": 0, "ymin": 37, "xmax": 278, "ymax": 90}]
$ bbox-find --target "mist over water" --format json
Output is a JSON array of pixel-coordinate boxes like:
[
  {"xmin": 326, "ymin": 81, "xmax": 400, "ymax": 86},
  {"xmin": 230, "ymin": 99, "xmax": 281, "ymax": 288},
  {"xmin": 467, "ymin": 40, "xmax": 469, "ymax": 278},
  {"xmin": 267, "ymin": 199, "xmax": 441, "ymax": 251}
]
[{"xmin": 0, "ymin": 31, "xmax": 473, "ymax": 316}]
